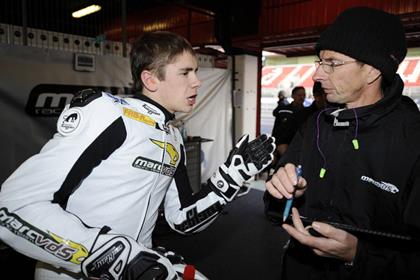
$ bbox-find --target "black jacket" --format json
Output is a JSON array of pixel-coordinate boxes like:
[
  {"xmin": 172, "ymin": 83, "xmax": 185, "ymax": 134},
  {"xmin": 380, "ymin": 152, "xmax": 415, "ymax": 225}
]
[
  {"xmin": 272, "ymin": 103, "xmax": 306, "ymax": 146},
  {"xmin": 279, "ymin": 76, "xmax": 420, "ymax": 279}
]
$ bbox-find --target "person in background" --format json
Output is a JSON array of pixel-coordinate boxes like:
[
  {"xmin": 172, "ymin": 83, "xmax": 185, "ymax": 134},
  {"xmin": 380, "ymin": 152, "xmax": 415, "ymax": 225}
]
[
  {"xmin": 266, "ymin": 7, "xmax": 420, "ymax": 279},
  {"xmin": 0, "ymin": 31, "xmax": 275, "ymax": 280},
  {"xmin": 303, "ymin": 81, "xmax": 327, "ymax": 117},
  {"xmin": 272, "ymin": 89, "xmax": 289, "ymax": 118},
  {"xmin": 258, "ymin": 90, "xmax": 290, "ymax": 179},
  {"xmin": 271, "ymin": 86, "xmax": 306, "ymax": 158}
]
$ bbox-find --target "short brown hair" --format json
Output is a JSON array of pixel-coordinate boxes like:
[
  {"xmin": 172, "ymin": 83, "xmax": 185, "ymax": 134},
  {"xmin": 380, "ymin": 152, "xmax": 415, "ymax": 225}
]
[{"xmin": 130, "ymin": 31, "xmax": 195, "ymax": 93}]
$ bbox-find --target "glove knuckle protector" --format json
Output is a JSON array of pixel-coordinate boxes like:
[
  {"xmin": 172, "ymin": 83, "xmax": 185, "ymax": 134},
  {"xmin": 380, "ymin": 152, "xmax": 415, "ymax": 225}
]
[{"xmin": 209, "ymin": 134, "xmax": 275, "ymax": 202}]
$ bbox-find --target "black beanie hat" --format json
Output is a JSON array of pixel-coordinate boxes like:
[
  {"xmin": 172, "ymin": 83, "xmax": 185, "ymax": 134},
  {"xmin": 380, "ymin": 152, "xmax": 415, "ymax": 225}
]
[{"xmin": 316, "ymin": 7, "xmax": 407, "ymax": 83}]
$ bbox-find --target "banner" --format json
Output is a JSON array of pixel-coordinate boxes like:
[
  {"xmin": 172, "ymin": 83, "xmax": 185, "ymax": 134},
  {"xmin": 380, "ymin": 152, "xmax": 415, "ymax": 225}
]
[
  {"xmin": 262, "ymin": 56, "xmax": 420, "ymax": 96},
  {"xmin": 260, "ymin": 57, "xmax": 420, "ymax": 135}
]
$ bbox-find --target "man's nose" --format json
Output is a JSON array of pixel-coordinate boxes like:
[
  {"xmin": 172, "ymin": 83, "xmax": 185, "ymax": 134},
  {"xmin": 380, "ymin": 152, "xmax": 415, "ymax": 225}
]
[
  {"xmin": 192, "ymin": 74, "xmax": 201, "ymax": 88},
  {"xmin": 313, "ymin": 64, "xmax": 327, "ymax": 82}
]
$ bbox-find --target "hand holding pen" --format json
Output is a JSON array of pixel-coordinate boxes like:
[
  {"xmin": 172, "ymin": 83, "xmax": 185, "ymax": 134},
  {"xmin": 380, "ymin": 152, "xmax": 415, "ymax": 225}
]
[
  {"xmin": 265, "ymin": 163, "xmax": 307, "ymax": 214},
  {"xmin": 282, "ymin": 165, "xmax": 303, "ymax": 222}
]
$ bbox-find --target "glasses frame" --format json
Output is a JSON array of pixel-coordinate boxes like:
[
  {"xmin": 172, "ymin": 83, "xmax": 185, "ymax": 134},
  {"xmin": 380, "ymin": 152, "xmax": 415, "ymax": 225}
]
[{"xmin": 315, "ymin": 59, "xmax": 358, "ymax": 74}]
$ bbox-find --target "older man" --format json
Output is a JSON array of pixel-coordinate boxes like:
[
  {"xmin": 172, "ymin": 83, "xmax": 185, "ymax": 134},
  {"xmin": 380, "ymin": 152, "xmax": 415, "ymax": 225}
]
[{"xmin": 266, "ymin": 6, "xmax": 420, "ymax": 279}]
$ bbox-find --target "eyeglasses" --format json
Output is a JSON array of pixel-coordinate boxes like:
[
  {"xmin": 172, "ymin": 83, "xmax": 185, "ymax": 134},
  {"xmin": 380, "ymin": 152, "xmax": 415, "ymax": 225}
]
[{"xmin": 314, "ymin": 59, "xmax": 358, "ymax": 74}]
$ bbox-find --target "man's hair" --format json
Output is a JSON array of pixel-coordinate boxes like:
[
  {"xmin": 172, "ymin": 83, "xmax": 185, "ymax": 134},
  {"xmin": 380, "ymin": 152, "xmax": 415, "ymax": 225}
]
[
  {"xmin": 277, "ymin": 90, "xmax": 286, "ymax": 99},
  {"xmin": 291, "ymin": 86, "xmax": 305, "ymax": 96},
  {"xmin": 130, "ymin": 31, "xmax": 195, "ymax": 93}
]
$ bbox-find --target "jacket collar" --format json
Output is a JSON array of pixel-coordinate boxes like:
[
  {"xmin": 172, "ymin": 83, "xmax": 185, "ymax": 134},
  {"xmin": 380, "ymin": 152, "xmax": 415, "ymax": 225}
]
[
  {"xmin": 133, "ymin": 94, "xmax": 175, "ymax": 124},
  {"xmin": 326, "ymin": 75, "xmax": 404, "ymax": 126}
]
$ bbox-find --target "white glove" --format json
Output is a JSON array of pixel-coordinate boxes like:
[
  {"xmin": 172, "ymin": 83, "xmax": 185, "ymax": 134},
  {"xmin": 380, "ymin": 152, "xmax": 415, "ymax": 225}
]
[
  {"xmin": 154, "ymin": 246, "xmax": 209, "ymax": 280},
  {"xmin": 209, "ymin": 134, "xmax": 275, "ymax": 202},
  {"xmin": 81, "ymin": 233, "xmax": 177, "ymax": 280}
]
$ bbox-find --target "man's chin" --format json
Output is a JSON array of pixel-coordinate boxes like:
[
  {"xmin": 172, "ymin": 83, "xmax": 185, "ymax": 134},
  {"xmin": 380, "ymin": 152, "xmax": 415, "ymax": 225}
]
[
  {"xmin": 326, "ymin": 95, "xmax": 338, "ymax": 104},
  {"xmin": 178, "ymin": 106, "xmax": 194, "ymax": 113}
]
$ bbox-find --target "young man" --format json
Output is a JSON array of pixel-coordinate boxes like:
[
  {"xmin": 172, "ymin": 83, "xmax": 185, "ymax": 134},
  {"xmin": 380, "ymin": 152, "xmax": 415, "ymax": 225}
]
[
  {"xmin": 0, "ymin": 31, "xmax": 275, "ymax": 280},
  {"xmin": 266, "ymin": 7, "xmax": 420, "ymax": 279}
]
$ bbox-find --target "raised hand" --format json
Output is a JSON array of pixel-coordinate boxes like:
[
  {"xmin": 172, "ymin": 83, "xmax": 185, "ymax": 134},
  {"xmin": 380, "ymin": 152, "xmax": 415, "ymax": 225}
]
[{"xmin": 209, "ymin": 134, "xmax": 275, "ymax": 202}]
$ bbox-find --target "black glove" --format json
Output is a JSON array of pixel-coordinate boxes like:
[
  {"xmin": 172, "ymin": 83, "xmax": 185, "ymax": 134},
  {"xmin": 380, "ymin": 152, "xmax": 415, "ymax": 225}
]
[{"xmin": 209, "ymin": 134, "xmax": 275, "ymax": 201}]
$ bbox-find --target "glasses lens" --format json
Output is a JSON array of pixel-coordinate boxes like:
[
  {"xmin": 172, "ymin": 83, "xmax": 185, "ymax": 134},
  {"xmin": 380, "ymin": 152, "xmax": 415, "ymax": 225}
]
[
  {"xmin": 323, "ymin": 63, "xmax": 333, "ymax": 73},
  {"xmin": 315, "ymin": 60, "xmax": 332, "ymax": 74}
]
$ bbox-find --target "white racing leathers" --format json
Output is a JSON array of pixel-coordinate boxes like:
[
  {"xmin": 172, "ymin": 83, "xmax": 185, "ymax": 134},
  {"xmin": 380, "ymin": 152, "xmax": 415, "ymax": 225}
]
[{"xmin": 0, "ymin": 92, "xmax": 226, "ymax": 275}]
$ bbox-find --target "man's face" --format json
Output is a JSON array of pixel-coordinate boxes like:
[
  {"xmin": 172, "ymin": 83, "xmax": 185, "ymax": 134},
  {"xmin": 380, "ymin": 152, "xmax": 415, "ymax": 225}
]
[
  {"xmin": 313, "ymin": 50, "xmax": 371, "ymax": 108},
  {"xmin": 292, "ymin": 89, "xmax": 306, "ymax": 106},
  {"xmin": 155, "ymin": 51, "xmax": 201, "ymax": 113}
]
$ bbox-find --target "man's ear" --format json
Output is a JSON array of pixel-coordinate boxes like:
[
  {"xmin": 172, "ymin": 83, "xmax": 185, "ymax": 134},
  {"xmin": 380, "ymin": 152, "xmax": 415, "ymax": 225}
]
[
  {"xmin": 141, "ymin": 70, "xmax": 158, "ymax": 92},
  {"xmin": 366, "ymin": 66, "xmax": 382, "ymax": 85}
]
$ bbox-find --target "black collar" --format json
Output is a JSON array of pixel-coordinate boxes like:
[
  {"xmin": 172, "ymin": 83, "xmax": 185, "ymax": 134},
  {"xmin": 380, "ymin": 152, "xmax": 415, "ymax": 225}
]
[
  {"xmin": 133, "ymin": 93, "xmax": 175, "ymax": 123},
  {"xmin": 326, "ymin": 75, "xmax": 403, "ymax": 123}
]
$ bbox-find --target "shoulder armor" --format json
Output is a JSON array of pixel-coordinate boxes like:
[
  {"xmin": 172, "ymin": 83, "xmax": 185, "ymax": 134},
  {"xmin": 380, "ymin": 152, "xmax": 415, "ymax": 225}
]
[{"xmin": 70, "ymin": 88, "xmax": 102, "ymax": 108}]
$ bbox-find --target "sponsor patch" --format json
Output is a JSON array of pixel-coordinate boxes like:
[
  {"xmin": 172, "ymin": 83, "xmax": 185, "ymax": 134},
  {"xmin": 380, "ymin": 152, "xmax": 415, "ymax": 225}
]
[
  {"xmin": 0, "ymin": 208, "xmax": 88, "ymax": 264},
  {"xmin": 142, "ymin": 104, "xmax": 159, "ymax": 115},
  {"xmin": 123, "ymin": 108, "xmax": 156, "ymax": 126},
  {"xmin": 57, "ymin": 108, "xmax": 83, "ymax": 136},
  {"xmin": 132, "ymin": 156, "xmax": 176, "ymax": 177},
  {"xmin": 361, "ymin": 176, "xmax": 399, "ymax": 194},
  {"xmin": 150, "ymin": 139, "xmax": 179, "ymax": 166},
  {"xmin": 105, "ymin": 92, "xmax": 129, "ymax": 105}
]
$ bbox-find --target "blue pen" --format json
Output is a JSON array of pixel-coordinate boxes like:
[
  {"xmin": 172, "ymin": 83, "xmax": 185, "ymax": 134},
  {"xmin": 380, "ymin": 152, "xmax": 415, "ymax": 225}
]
[{"xmin": 282, "ymin": 165, "xmax": 303, "ymax": 222}]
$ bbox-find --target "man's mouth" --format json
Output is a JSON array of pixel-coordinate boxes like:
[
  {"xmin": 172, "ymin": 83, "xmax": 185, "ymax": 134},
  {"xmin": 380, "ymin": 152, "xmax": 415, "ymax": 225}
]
[
  {"xmin": 187, "ymin": 95, "xmax": 197, "ymax": 105},
  {"xmin": 322, "ymin": 88, "xmax": 333, "ymax": 94}
]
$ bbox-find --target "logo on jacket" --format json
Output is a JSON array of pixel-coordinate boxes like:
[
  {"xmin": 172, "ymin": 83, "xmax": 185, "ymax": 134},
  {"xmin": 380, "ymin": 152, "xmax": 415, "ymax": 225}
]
[
  {"xmin": 132, "ymin": 156, "xmax": 176, "ymax": 177},
  {"xmin": 123, "ymin": 108, "xmax": 156, "ymax": 126},
  {"xmin": 57, "ymin": 108, "xmax": 83, "ymax": 136},
  {"xmin": 0, "ymin": 208, "xmax": 88, "ymax": 264},
  {"xmin": 142, "ymin": 104, "xmax": 159, "ymax": 115},
  {"xmin": 105, "ymin": 92, "xmax": 129, "ymax": 105},
  {"xmin": 150, "ymin": 139, "xmax": 179, "ymax": 166},
  {"xmin": 360, "ymin": 176, "xmax": 399, "ymax": 194},
  {"xmin": 49, "ymin": 232, "xmax": 89, "ymax": 264}
]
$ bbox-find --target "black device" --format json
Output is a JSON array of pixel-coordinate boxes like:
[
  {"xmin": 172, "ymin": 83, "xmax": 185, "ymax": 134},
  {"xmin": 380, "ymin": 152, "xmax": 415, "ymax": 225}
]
[{"xmin": 285, "ymin": 215, "xmax": 417, "ymax": 242}]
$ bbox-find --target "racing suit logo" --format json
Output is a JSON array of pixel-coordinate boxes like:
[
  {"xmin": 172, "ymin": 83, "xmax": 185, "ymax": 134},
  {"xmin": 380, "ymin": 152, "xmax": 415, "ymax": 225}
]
[
  {"xmin": 50, "ymin": 232, "xmax": 89, "ymax": 264},
  {"xmin": 57, "ymin": 108, "xmax": 83, "ymax": 136},
  {"xmin": 150, "ymin": 139, "xmax": 179, "ymax": 166},
  {"xmin": 105, "ymin": 92, "xmax": 129, "ymax": 105},
  {"xmin": 123, "ymin": 107, "xmax": 156, "ymax": 127},
  {"xmin": 360, "ymin": 176, "xmax": 399, "ymax": 194},
  {"xmin": 0, "ymin": 208, "xmax": 88, "ymax": 264},
  {"xmin": 132, "ymin": 156, "xmax": 176, "ymax": 176},
  {"xmin": 142, "ymin": 104, "xmax": 159, "ymax": 115}
]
